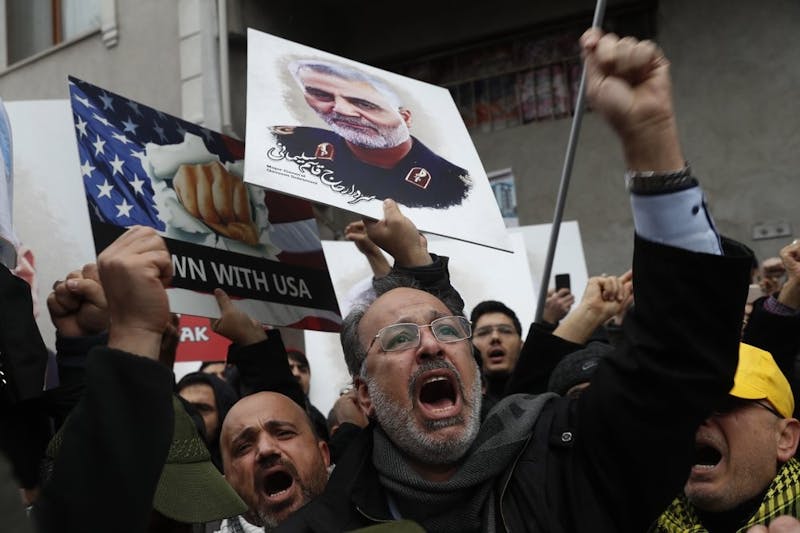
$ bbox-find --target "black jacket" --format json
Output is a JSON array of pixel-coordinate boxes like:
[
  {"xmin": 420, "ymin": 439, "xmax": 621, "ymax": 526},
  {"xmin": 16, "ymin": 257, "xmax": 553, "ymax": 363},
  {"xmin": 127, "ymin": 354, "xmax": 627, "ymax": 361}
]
[
  {"xmin": 33, "ymin": 348, "xmax": 174, "ymax": 533},
  {"xmin": 276, "ymin": 236, "xmax": 751, "ymax": 533}
]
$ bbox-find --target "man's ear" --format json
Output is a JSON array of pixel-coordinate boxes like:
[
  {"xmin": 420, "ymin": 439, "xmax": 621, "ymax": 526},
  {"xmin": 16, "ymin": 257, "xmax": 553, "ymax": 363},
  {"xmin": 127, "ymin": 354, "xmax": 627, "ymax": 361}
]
[
  {"xmin": 354, "ymin": 375, "xmax": 374, "ymax": 417},
  {"xmin": 318, "ymin": 439, "xmax": 331, "ymax": 468},
  {"xmin": 776, "ymin": 418, "xmax": 800, "ymax": 462},
  {"xmin": 399, "ymin": 107, "xmax": 412, "ymax": 128}
]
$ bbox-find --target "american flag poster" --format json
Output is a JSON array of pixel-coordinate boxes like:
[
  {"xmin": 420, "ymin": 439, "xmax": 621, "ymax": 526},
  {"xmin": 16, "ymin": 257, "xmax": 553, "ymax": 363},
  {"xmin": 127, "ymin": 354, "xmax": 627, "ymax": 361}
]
[{"xmin": 68, "ymin": 77, "xmax": 341, "ymax": 331}]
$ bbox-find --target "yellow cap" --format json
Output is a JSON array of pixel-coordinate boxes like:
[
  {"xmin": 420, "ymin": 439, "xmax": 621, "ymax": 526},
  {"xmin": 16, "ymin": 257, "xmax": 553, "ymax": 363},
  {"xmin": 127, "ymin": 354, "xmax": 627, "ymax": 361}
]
[{"xmin": 730, "ymin": 343, "xmax": 794, "ymax": 419}]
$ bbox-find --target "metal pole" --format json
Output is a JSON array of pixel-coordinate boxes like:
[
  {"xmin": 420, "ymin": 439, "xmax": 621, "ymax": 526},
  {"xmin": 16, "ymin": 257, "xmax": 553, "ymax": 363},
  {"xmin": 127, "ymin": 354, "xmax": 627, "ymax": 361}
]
[{"xmin": 534, "ymin": 0, "xmax": 607, "ymax": 323}]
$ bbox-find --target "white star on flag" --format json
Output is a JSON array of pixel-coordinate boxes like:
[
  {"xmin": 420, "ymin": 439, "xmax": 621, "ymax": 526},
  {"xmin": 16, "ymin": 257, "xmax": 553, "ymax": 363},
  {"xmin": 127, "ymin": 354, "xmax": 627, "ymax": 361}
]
[
  {"xmin": 109, "ymin": 154, "xmax": 125, "ymax": 175},
  {"xmin": 97, "ymin": 179, "xmax": 114, "ymax": 199},
  {"xmin": 127, "ymin": 101, "xmax": 142, "ymax": 116},
  {"xmin": 75, "ymin": 117, "xmax": 88, "ymax": 138},
  {"xmin": 92, "ymin": 113, "xmax": 112, "ymax": 127},
  {"xmin": 112, "ymin": 132, "xmax": 131, "ymax": 144},
  {"xmin": 74, "ymin": 94, "xmax": 94, "ymax": 109},
  {"xmin": 92, "ymin": 135, "xmax": 106, "ymax": 156},
  {"xmin": 122, "ymin": 117, "xmax": 139, "ymax": 134},
  {"xmin": 130, "ymin": 174, "xmax": 145, "ymax": 195},
  {"xmin": 116, "ymin": 198, "xmax": 133, "ymax": 218},
  {"xmin": 99, "ymin": 93, "xmax": 114, "ymax": 110},
  {"xmin": 153, "ymin": 122, "xmax": 167, "ymax": 142},
  {"xmin": 130, "ymin": 149, "xmax": 147, "ymax": 165},
  {"xmin": 81, "ymin": 160, "xmax": 96, "ymax": 178}
]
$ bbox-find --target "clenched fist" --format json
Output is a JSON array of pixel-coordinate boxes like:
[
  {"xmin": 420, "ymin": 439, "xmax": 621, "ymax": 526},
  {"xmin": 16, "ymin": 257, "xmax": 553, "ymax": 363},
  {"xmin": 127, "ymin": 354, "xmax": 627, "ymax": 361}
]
[{"xmin": 173, "ymin": 161, "xmax": 260, "ymax": 245}]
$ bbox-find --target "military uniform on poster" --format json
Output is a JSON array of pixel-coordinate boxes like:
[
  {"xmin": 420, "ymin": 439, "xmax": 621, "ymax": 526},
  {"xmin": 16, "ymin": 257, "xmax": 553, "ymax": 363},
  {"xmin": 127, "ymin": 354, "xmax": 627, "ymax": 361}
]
[{"xmin": 271, "ymin": 126, "xmax": 472, "ymax": 209}]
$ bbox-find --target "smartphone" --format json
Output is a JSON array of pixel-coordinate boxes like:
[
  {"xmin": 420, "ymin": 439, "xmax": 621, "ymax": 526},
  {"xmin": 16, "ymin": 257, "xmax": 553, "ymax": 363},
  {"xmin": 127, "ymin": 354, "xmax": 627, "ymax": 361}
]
[{"xmin": 555, "ymin": 273, "xmax": 571, "ymax": 292}]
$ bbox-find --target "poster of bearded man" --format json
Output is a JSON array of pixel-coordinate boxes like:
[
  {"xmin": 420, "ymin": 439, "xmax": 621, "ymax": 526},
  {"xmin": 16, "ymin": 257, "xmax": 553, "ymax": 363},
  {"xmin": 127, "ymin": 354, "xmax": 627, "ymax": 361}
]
[{"xmin": 245, "ymin": 28, "xmax": 510, "ymax": 252}]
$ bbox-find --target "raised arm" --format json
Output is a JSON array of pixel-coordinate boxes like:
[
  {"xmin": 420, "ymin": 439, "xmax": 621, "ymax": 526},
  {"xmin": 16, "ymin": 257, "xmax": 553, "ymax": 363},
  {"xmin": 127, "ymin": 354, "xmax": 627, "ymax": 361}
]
[
  {"xmin": 35, "ymin": 226, "xmax": 175, "ymax": 532},
  {"xmin": 345, "ymin": 220, "xmax": 391, "ymax": 278},
  {"xmin": 743, "ymin": 240, "xmax": 800, "ymax": 414},
  {"xmin": 212, "ymin": 288, "xmax": 306, "ymax": 407},
  {"xmin": 563, "ymin": 29, "xmax": 752, "ymax": 531},
  {"xmin": 365, "ymin": 199, "xmax": 464, "ymax": 314}
]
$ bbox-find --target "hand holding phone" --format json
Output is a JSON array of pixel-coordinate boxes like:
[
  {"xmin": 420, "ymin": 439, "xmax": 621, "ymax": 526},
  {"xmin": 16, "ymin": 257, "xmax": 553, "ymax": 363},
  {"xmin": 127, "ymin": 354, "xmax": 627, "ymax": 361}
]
[{"xmin": 555, "ymin": 273, "xmax": 571, "ymax": 292}]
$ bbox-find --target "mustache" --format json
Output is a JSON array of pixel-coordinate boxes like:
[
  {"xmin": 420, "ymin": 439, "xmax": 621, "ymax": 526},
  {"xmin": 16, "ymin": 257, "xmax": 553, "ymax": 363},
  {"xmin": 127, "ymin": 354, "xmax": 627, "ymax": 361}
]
[
  {"xmin": 323, "ymin": 112, "xmax": 377, "ymax": 131},
  {"xmin": 258, "ymin": 454, "xmax": 300, "ymax": 479}
]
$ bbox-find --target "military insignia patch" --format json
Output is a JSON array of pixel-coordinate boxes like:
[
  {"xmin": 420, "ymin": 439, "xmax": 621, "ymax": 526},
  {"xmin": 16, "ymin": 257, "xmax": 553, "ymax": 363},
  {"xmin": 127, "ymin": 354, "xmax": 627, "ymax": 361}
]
[
  {"xmin": 405, "ymin": 167, "xmax": 431, "ymax": 189},
  {"xmin": 315, "ymin": 143, "xmax": 334, "ymax": 160},
  {"xmin": 270, "ymin": 125, "xmax": 296, "ymax": 135}
]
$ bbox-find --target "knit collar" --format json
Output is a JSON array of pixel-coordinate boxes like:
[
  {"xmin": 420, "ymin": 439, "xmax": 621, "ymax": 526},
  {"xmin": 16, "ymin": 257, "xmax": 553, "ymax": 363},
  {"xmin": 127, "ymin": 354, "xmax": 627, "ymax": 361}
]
[
  {"xmin": 654, "ymin": 458, "xmax": 800, "ymax": 533},
  {"xmin": 371, "ymin": 392, "xmax": 556, "ymax": 533}
]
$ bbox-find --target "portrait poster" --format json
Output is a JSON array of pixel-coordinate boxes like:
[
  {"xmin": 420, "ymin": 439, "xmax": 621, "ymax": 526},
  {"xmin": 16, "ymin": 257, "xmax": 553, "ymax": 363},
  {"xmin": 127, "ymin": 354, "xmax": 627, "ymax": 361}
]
[
  {"xmin": 244, "ymin": 28, "xmax": 511, "ymax": 252},
  {"xmin": 67, "ymin": 78, "xmax": 341, "ymax": 331}
]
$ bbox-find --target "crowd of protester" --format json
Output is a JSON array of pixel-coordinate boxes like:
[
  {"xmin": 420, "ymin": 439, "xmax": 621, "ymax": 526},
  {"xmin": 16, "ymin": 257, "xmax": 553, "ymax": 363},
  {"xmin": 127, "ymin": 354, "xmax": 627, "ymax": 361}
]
[{"xmin": 1, "ymin": 28, "xmax": 800, "ymax": 533}]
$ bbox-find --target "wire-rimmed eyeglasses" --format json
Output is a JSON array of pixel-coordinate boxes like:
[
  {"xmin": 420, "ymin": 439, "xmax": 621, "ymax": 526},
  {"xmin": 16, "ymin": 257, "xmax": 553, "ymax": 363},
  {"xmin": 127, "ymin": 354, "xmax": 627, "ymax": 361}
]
[
  {"xmin": 712, "ymin": 396, "xmax": 784, "ymax": 419},
  {"xmin": 367, "ymin": 315, "xmax": 472, "ymax": 354}
]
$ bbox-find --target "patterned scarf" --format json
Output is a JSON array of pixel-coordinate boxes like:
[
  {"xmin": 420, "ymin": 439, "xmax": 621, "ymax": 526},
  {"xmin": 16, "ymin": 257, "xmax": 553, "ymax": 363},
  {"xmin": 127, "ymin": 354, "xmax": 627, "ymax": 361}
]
[
  {"xmin": 653, "ymin": 458, "xmax": 800, "ymax": 533},
  {"xmin": 213, "ymin": 515, "xmax": 264, "ymax": 533},
  {"xmin": 372, "ymin": 392, "xmax": 556, "ymax": 533}
]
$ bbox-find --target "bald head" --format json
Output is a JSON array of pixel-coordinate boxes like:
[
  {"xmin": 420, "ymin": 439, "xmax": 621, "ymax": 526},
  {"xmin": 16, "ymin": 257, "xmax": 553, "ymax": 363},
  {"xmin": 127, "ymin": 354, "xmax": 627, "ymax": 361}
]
[
  {"xmin": 221, "ymin": 392, "xmax": 315, "ymax": 450},
  {"xmin": 220, "ymin": 392, "xmax": 329, "ymax": 528}
]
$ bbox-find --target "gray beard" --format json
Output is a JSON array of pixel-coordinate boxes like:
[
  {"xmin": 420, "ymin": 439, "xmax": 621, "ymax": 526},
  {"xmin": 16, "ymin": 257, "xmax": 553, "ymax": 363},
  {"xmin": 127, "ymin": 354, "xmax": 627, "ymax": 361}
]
[
  {"xmin": 318, "ymin": 111, "xmax": 410, "ymax": 149},
  {"xmin": 366, "ymin": 358, "xmax": 482, "ymax": 465}
]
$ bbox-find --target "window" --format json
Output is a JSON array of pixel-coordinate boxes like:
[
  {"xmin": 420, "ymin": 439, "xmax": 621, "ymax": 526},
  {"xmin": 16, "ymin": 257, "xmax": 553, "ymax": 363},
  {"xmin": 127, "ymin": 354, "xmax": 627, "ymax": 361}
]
[
  {"xmin": 390, "ymin": 4, "xmax": 655, "ymax": 133},
  {"xmin": 6, "ymin": 0, "xmax": 101, "ymax": 65},
  {"xmin": 488, "ymin": 168, "xmax": 518, "ymax": 227}
]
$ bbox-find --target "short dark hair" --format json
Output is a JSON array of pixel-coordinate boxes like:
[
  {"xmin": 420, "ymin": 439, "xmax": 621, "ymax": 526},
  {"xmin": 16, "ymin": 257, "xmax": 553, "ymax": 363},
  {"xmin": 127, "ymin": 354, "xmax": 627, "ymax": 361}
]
[
  {"xmin": 469, "ymin": 300, "xmax": 522, "ymax": 336},
  {"xmin": 198, "ymin": 360, "xmax": 226, "ymax": 372},
  {"xmin": 287, "ymin": 349, "xmax": 309, "ymax": 369},
  {"xmin": 340, "ymin": 271, "xmax": 465, "ymax": 376}
]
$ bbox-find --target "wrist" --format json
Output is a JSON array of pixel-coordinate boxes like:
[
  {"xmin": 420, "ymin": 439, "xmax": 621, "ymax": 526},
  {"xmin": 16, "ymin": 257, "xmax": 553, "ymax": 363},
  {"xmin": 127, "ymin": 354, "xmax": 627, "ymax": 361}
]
[
  {"xmin": 621, "ymin": 116, "xmax": 685, "ymax": 172},
  {"xmin": 575, "ymin": 303, "xmax": 613, "ymax": 330},
  {"xmin": 55, "ymin": 322, "xmax": 85, "ymax": 338},
  {"xmin": 238, "ymin": 328, "xmax": 268, "ymax": 346},
  {"xmin": 553, "ymin": 305, "xmax": 603, "ymax": 344},
  {"xmin": 541, "ymin": 308, "xmax": 561, "ymax": 325},
  {"xmin": 394, "ymin": 249, "xmax": 433, "ymax": 268},
  {"xmin": 777, "ymin": 279, "xmax": 800, "ymax": 310},
  {"xmin": 625, "ymin": 162, "xmax": 697, "ymax": 195},
  {"xmin": 367, "ymin": 254, "xmax": 392, "ymax": 277},
  {"xmin": 108, "ymin": 326, "xmax": 163, "ymax": 360}
]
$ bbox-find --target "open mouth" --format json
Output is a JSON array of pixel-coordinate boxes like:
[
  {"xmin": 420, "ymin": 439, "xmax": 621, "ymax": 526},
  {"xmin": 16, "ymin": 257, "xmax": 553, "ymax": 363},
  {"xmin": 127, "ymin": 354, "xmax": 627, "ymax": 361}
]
[
  {"xmin": 488, "ymin": 349, "xmax": 506, "ymax": 363},
  {"xmin": 692, "ymin": 443, "xmax": 723, "ymax": 471},
  {"xmin": 418, "ymin": 374, "xmax": 457, "ymax": 412},
  {"xmin": 263, "ymin": 470, "xmax": 294, "ymax": 499}
]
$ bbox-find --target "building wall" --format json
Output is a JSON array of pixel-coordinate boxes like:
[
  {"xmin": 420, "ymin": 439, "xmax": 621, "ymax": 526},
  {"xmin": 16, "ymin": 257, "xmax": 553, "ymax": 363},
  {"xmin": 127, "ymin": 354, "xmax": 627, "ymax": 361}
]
[
  {"xmin": 0, "ymin": 0, "xmax": 182, "ymax": 118},
  {"xmin": 474, "ymin": 0, "xmax": 800, "ymax": 276},
  {"xmin": 232, "ymin": 0, "xmax": 798, "ymax": 278}
]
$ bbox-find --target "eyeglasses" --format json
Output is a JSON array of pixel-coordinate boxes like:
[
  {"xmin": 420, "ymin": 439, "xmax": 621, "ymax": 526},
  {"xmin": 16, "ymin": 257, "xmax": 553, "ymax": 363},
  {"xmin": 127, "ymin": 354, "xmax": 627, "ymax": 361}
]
[
  {"xmin": 473, "ymin": 324, "xmax": 517, "ymax": 337},
  {"xmin": 367, "ymin": 315, "xmax": 472, "ymax": 353},
  {"xmin": 712, "ymin": 397, "xmax": 784, "ymax": 419}
]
